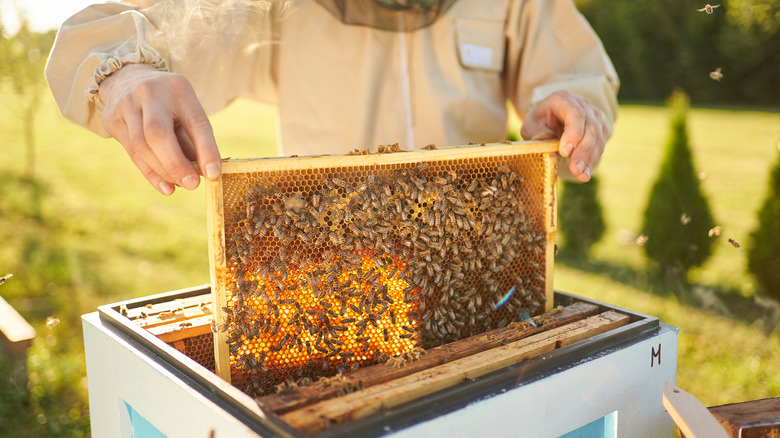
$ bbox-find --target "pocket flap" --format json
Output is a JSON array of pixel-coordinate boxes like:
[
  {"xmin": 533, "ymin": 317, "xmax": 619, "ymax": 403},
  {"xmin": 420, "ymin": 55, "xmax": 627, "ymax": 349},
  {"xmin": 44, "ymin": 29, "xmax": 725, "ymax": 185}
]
[{"xmin": 454, "ymin": 18, "xmax": 506, "ymax": 72}]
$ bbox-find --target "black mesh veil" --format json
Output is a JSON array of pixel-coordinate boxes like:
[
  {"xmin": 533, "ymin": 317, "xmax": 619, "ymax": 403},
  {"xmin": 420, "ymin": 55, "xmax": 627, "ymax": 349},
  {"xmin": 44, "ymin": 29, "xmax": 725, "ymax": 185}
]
[{"xmin": 314, "ymin": 0, "xmax": 459, "ymax": 32}]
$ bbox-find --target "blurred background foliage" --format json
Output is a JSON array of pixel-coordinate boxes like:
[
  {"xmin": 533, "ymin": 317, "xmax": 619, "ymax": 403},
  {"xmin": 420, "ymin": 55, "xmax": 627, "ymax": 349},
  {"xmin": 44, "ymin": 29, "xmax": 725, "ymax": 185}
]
[
  {"xmin": 1, "ymin": 1, "xmax": 779, "ymax": 436},
  {"xmin": 576, "ymin": 0, "xmax": 780, "ymax": 106},
  {"xmin": 641, "ymin": 90, "xmax": 716, "ymax": 283}
]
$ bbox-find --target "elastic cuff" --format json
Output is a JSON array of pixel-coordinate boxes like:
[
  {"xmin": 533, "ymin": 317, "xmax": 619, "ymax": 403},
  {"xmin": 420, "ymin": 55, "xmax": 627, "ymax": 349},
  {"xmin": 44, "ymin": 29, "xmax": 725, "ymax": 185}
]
[{"xmin": 86, "ymin": 44, "xmax": 169, "ymax": 104}]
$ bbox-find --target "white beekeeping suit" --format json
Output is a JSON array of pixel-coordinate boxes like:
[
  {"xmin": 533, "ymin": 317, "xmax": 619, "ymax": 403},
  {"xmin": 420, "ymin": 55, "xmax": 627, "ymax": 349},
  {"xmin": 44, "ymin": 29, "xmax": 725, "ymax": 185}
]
[{"xmin": 46, "ymin": 0, "xmax": 619, "ymax": 157}]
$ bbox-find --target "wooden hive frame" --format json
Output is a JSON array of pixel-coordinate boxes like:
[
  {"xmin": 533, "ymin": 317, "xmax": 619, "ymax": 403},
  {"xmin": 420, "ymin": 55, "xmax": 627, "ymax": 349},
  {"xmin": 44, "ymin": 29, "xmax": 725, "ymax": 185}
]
[{"xmin": 205, "ymin": 141, "xmax": 558, "ymax": 385}]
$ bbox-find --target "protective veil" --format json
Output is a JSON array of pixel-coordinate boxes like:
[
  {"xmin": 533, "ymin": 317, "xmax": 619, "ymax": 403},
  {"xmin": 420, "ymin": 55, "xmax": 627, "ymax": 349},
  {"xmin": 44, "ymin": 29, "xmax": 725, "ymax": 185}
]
[{"xmin": 314, "ymin": 0, "xmax": 458, "ymax": 31}]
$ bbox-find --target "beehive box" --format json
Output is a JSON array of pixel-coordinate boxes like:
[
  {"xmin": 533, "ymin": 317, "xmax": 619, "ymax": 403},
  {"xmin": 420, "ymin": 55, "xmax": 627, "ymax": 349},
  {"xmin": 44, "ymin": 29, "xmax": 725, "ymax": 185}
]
[{"xmin": 206, "ymin": 141, "xmax": 558, "ymax": 396}]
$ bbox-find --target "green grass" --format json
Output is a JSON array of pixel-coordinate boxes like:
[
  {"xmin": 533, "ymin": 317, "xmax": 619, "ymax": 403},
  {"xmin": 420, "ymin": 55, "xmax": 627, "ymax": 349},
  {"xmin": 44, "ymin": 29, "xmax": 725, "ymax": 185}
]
[{"xmin": 1, "ymin": 91, "xmax": 779, "ymax": 435}]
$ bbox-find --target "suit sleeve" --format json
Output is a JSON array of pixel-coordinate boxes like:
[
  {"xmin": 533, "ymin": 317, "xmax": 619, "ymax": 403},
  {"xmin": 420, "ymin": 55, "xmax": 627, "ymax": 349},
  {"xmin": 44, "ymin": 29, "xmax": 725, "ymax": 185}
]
[
  {"xmin": 503, "ymin": 0, "xmax": 620, "ymax": 135},
  {"xmin": 45, "ymin": 1, "xmax": 277, "ymax": 137}
]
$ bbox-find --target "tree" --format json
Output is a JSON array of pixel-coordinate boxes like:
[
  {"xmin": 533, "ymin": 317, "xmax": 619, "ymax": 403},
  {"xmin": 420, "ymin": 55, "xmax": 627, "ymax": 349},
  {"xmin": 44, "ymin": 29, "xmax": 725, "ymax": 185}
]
[
  {"xmin": 641, "ymin": 90, "xmax": 716, "ymax": 281},
  {"xmin": 0, "ymin": 14, "xmax": 55, "ymax": 177},
  {"xmin": 575, "ymin": 0, "xmax": 780, "ymax": 106},
  {"xmin": 747, "ymin": 149, "xmax": 780, "ymax": 300},
  {"xmin": 558, "ymin": 176, "xmax": 606, "ymax": 256}
]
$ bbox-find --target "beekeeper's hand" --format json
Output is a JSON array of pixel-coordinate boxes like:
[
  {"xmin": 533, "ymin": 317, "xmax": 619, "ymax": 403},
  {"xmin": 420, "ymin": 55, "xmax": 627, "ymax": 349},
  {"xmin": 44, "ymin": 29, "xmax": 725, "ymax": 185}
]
[
  {"xmin": 520, "ymin": 90, "xmax": 610, "ymax": 183},
  {"xmin": 98, "ymin": 63, "xmax": 221, "ymax": 195}
]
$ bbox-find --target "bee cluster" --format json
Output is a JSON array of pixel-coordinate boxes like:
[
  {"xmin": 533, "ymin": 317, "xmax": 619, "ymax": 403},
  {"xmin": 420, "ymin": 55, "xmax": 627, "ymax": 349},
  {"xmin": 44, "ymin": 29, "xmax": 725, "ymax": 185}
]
[{"xmin": 220, "ymin": 157, "xmax": 547, "ymax": 396}]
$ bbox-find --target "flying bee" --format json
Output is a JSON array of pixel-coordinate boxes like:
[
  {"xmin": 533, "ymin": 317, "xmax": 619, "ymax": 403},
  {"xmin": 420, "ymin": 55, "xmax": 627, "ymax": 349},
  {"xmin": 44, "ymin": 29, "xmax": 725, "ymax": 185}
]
[
  {"xmin": 728, "ymin": 238, "xmax": 741, "ymax": 248},
  {"xmin": 708, "ymin": 226, "xmax": 721, "ymax": 238},
  {"xmin": 635, "ymin": 234, "xmax": 649, "ymax": 247},
  {"xmin": 0, "ymin": 273, "xmax": 12, "ymax": 286},
  {"xmin": 709, "ymin": 67, "xmax": 723, "ymax": 82},
  {"xmin": 680, "ymin": 213, "xmax": 691, "ymax": 225},
  {"xmin": 697, "ymin": 3, "xmax": 720, "ymax": 14},
  {"xmin": 284, "ymin": 194, "xmax": 306, "ymax": 211},
  {"xmin": 46, "ymin": 316, "xmax": 60, "ymax": 329}
]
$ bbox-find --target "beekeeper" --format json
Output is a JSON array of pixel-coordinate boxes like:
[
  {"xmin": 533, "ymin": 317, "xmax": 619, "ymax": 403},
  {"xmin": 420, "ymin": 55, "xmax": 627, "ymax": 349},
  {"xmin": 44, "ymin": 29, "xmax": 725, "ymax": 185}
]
[{"xmin": 45, "ymin": 0, "xmax": 619, "ymax": 196}]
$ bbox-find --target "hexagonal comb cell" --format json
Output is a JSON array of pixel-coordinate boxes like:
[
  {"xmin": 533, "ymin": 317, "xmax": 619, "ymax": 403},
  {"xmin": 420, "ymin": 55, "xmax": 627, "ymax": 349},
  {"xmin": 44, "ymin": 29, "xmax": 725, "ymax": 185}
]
[{"xmin": 207, "ymin": 142, "xmax": 558, "ymax": 396}]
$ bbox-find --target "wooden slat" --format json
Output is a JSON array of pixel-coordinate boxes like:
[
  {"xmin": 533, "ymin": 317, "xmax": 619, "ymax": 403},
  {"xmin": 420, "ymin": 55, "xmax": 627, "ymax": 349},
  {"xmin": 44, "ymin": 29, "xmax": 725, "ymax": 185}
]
[
  {"xmin": 206, "ymin": 175, "xmax": 232, "ymax": 383},
  {"xmin": 708, "ymin": 397, "xmax": 780, "ymax": 438},
  {"xmin": 127, "ymin": 295, "xmax": 213, "ymax": 329},
  {"xmin": 258, "ymin": 301, "xmax": 599, "ymax": 414},
  {"xmin": 663, "ymin": 382, "xmax": 730, "ymax": 438},
  {"xmin": 280, "ymin": 310, "xmax": 629, "ymax": 434},
  {"xmin": 0, "ymin": 295, "xmax": 36, "ymax": 356},
  {"xmin": 220, "ymin": 141, "xmax": 559, "ymax": 175},
  {"xmin": 152, "ymin": 316, "xmax": 213, "ymax": 343},
  {"xmin": 544, "ymin": 152, "xmax": 558, "ymax": 312}
]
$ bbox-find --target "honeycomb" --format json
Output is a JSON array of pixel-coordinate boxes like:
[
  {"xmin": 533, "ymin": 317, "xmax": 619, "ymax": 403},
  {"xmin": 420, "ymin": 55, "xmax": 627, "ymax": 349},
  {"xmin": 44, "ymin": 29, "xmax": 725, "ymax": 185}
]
[
  {"xmin": 183, "ymin": 333, "xmax": 216, "ymax": 372},
  {"xmin": 207, "ymin": 143, "xmax": 557, "ymax": 396}
]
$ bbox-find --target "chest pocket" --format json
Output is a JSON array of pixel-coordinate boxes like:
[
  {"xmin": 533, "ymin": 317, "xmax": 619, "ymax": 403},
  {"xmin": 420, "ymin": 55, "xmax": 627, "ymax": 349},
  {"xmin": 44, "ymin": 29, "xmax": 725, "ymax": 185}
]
[
  {"xmin": 454, "ymin": 18, "xmax": 506, "ymax": 72},
  {"xmin": 453, "ymin": 17, "xmax": 508, "ymax": 141}
]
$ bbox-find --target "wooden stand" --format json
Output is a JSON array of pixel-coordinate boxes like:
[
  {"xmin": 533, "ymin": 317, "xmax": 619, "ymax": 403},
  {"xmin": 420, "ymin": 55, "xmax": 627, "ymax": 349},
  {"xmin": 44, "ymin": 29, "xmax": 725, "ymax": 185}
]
[
  {"xmin": 0, "ymin": 294, "xmax": 36, "ymax": 390},
  {"xmin": 709, "ymin": 398, "xmax": 780, "ymax": 438}
]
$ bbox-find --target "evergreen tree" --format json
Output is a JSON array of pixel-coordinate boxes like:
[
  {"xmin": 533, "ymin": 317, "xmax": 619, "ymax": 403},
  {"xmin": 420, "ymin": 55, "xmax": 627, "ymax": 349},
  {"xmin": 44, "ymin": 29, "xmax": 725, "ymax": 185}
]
[
  {"xmin": 747, "ymin": 149, "xmax": 780, "ymax": 300},
  {"xmin": 558, "ymin": 176, "xmax": 606, "ymax": 256},
  {"xmin": 641, "ymin": 90, "xmax": 716, "ymax": 280}
]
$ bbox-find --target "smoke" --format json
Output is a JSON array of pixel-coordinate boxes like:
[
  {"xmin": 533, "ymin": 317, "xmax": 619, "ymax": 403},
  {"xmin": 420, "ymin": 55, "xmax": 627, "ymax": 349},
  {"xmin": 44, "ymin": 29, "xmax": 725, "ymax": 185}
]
[{"xmin": 147, "ymin": 0, "xmax": 301, "ymax": 62}]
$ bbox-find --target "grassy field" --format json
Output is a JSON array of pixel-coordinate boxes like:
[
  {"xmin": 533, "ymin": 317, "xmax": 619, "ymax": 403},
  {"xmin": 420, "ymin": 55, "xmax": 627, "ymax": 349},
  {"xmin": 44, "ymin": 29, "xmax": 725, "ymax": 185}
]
[{"xmin": 1, "ymin": 91, "xmax": 779, "ymax": 435}]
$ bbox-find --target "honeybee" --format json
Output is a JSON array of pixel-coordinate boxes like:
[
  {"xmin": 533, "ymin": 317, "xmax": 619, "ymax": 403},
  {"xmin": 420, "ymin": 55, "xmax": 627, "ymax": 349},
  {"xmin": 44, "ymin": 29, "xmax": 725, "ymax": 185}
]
[
  {"xmin": 697, "ymin": 4, "xmax": 720, "ymax": 14},
  {"xmin": 635, "ymin": 234, "xmax": 649, "ymax": 247},
  {"xmin": 708, "ymin": 226, "xmax": 721, "ymax": 238},
  {"xmin": 46, "ymin": 316, "xmax": 60, "ymax": 329},
  {"xmin": 728, "ymin": 238, "xmax": 741, "ymax": 248},
  {"xmin": 356, "ymin": 324, "xmax": 367, "ymax": 337},
  {"xmin": 709, "ymin": 67, "xmax": 723, "ymax": 82}
]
